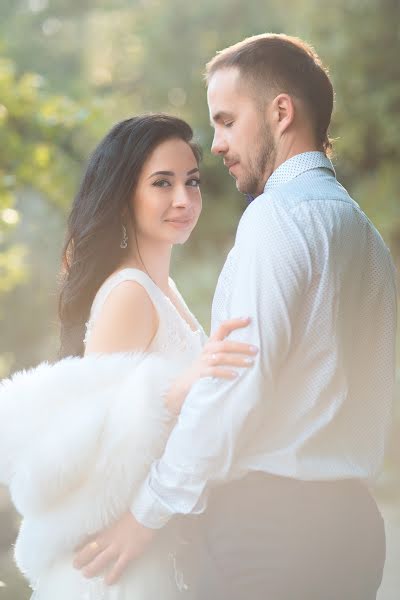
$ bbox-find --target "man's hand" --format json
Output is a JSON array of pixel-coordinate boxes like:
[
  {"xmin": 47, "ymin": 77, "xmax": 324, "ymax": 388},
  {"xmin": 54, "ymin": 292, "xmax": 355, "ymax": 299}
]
[{"xmin": 73, "ymin": 511, "xmax": 156, "ymax": 585}]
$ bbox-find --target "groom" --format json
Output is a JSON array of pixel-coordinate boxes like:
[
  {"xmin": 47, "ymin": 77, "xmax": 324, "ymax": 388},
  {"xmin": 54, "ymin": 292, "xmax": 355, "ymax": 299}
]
[{"xmin": 74, "ymin": 34, "xmax": 397, "ymax": 599}]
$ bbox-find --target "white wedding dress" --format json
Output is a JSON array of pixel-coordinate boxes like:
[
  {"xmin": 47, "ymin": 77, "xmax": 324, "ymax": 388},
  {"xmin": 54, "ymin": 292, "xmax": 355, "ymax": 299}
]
[{"xmin": 16, "ymin": 268, "xmax": 206, "ymax": 600}]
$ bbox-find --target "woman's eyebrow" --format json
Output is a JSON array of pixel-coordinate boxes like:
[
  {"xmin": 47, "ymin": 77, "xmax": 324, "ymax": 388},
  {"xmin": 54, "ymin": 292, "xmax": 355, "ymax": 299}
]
[{"xmin": 148, "ymin": 167, "xmax": 199, "ymax": 179}]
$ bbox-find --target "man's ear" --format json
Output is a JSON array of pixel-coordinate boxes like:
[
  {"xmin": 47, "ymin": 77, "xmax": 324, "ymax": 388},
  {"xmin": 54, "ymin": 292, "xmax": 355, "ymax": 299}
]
[{"xmin": 270, "ymin": 93, "xmax": 295, "ymax": 135}]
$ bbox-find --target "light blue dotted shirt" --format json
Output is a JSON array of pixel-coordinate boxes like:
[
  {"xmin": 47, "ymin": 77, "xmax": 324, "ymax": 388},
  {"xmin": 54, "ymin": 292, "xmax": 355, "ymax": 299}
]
[{"xmin": 131, "ymin": 151, "xmax": 397, "ymax": 528}]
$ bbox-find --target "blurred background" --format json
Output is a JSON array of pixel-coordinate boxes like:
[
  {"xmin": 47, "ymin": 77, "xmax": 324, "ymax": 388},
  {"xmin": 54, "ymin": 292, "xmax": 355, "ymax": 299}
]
[{"xmin": 0, "ymin": 0, "xmax": 399, "ymax": 598}]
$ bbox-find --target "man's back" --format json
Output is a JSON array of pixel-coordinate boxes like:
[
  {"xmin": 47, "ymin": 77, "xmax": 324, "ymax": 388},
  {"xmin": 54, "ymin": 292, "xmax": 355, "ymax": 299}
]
[{"xmin": 212, "ymin": 156, "xmax": 397, "ymax": 481}]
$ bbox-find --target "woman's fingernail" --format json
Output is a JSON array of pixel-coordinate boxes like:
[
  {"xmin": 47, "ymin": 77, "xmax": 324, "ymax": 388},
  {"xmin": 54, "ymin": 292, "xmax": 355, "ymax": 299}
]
[
  {"xmin": 240, "ymin": 317, "xmax": 251, "ymax": 322},
  {"xmin": 231, "ymin": 371, "xmax": 239, "ymax": 377},
  {"xmin": 244, "ymin": 357, "xmax": 254, "ymax": 365}
]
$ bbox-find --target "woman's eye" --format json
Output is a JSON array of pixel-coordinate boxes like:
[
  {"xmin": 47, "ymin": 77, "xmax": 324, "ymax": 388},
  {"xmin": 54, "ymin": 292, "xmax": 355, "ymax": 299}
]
[
  {"xmin": 152, "ymin": 179, "xmax": 170, "ymax": 187},
  {"xmin": 186, "ymin": 178, "xmax": 201, "ymax": 187},
  {"xmin": 224, "ymin": 121, "xmax": 233, "ymax": 128}
]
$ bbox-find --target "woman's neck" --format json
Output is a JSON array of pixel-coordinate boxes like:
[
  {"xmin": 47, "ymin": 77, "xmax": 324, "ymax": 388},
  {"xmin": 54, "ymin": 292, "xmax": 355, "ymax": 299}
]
[{"xmin": 117, "ymin": 241, "xmax": 172, "ymax": 293}]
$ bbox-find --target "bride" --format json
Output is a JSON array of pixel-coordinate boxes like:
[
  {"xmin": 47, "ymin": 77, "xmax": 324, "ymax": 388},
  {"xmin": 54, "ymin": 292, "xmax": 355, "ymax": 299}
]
[{"xmin": 0, "ymin": 114, "xmax": 257, "ymax": 599}]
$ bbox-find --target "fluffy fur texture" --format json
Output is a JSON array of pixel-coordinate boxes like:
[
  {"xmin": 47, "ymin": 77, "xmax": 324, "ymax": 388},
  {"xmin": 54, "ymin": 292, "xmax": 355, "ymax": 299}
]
[{"xmin": 0, "ymin": 352, "xmax": 178, "ymax": 585}]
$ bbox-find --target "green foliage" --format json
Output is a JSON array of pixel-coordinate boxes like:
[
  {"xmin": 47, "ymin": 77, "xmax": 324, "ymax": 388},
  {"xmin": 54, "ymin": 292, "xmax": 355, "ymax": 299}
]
[
  {"xmin": 0, "ymin": 57, "xmax": 97, "ymax": 211},
  {"xmin": 0, "ymin": 52, "xmax": 100, "ymax": 375},
  {"xmin": 302, "ymin": 0, "xmax": 400, "ymax": 242}
]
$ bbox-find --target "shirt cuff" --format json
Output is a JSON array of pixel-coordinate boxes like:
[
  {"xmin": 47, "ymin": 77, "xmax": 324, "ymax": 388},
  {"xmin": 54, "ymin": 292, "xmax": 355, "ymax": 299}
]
[{"xmin": 130, "ymin": 478, "xmax": 174, "ymax": 529}]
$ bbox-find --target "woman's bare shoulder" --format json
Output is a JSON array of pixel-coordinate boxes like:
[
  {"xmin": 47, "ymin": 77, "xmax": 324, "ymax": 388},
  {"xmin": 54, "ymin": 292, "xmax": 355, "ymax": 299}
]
[{"xmin": 85, "ymin": 280, "xmax": 158, "ymax": 354}]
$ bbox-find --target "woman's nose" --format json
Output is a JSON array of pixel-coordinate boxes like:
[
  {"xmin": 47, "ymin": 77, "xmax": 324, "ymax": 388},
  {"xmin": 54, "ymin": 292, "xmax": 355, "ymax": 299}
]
[{"xmin": 172, "ymin": 186, "xmax": 191, "ymax": 207}]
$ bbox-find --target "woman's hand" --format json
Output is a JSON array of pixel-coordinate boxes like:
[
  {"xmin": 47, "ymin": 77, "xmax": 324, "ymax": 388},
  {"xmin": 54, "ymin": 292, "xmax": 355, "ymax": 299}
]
[{"xmin": 165, "ymin": 317, "xmax": 258, "ymax": 416}]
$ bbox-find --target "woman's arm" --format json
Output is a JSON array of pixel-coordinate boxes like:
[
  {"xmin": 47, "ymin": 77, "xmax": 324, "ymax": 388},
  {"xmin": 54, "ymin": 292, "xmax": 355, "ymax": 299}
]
[{"xmin": 85, "ymin": 280, "xmax": 257, "ymax": 416}]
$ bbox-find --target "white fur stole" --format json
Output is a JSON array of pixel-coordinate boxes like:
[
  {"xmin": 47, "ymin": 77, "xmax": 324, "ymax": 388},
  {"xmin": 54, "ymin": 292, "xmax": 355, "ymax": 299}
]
[{"xmin": 0, "ymin": 352, "xmax": 178, "ymax": 583}]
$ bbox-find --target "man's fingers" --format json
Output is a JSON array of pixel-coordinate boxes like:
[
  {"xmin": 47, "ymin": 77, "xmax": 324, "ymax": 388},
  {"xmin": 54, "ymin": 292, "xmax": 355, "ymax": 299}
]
[
  {"xmin": 105, "ymin": 553, "xmax": 132, "ymax": 586},
  {"xmin": 73, "ymin": 539, "xmax": 104, "ymax": 569},
  {"xmin": 73, "ymin": 512, "xmax": 155, "ymax": 582},
  {"xmin": 82, "ymin": 545, "xmax": 118, "ymax": 578}
]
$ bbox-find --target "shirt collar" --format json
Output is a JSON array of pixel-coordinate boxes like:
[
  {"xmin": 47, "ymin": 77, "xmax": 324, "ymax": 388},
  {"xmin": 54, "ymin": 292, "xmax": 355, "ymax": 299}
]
[{"xmin": 263, "ymin": 151, "xmax": 335, "ymax": 192}]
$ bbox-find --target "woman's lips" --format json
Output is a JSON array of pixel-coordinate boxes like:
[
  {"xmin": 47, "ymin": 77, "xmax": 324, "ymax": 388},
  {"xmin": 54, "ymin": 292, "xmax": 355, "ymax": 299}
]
[{"xmin": 165, "ymin": 218, "xmax": 193, "ymax": 228}]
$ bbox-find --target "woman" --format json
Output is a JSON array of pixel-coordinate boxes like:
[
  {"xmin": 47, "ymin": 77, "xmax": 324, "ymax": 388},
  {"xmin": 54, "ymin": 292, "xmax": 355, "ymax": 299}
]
[{"xmin": 0, "ymin": 114, "xmax": 257, "ymax": 599}]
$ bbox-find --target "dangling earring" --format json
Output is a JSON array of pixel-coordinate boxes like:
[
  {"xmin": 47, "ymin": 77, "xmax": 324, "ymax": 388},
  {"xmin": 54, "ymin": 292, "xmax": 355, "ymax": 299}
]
[{"xmin": 120, "ymin": 224, "xmax": 128, "ymax": 249}]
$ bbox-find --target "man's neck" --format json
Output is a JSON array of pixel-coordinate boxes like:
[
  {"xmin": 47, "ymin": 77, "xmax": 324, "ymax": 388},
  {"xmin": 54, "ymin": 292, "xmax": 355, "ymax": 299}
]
[
  {"xmin": 273, "ymin": 139, "xmax": 321, "ymax": 174},
  {"xmin": 259, "ymin": 139, "xmax": 321, "ymax": 193}
]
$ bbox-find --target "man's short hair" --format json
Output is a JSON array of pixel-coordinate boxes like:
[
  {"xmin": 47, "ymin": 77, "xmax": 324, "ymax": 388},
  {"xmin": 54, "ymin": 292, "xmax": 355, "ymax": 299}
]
[{"xmin": 205, "ymin": 33, "xmax": 334, "ymax": 155}]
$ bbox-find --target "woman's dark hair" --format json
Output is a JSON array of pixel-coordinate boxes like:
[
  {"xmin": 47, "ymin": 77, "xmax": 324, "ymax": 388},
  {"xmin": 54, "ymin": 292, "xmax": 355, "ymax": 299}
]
[{"xmin": 58, "ymin": 113, "xmax": 201, "ymax": 358}]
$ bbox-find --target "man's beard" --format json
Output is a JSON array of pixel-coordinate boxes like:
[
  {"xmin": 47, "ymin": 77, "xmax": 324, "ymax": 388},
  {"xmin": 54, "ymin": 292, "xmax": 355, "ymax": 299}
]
[{"xmin": 238, "ymin": 121, "xmax": 276, "ymax": 196}]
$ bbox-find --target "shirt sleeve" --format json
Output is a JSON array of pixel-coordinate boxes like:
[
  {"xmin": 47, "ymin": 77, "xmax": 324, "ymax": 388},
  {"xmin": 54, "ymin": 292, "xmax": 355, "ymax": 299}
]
[{"xmin": 131, "ymin": 196, "xmax": 311, "ymax": 528}]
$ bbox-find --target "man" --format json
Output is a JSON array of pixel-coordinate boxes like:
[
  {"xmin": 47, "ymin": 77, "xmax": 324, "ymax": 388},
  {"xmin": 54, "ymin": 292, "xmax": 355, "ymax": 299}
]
[{"xmin": 75, "ymin": 34, "xmax": 397, "ymax": 599}]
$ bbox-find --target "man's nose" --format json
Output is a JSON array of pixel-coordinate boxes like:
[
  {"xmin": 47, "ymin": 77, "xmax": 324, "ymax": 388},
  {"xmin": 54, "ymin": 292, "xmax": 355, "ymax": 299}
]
[{"xmin": 211, "ymin": 131, "xmax": 228, "ymax": 156}]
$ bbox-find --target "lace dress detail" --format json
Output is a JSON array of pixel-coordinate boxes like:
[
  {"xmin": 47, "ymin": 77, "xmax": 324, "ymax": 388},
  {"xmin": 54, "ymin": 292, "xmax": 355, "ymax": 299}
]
[{"xmin": 84, "ymin": 268, "xmax": 206, "ymax": 366}]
